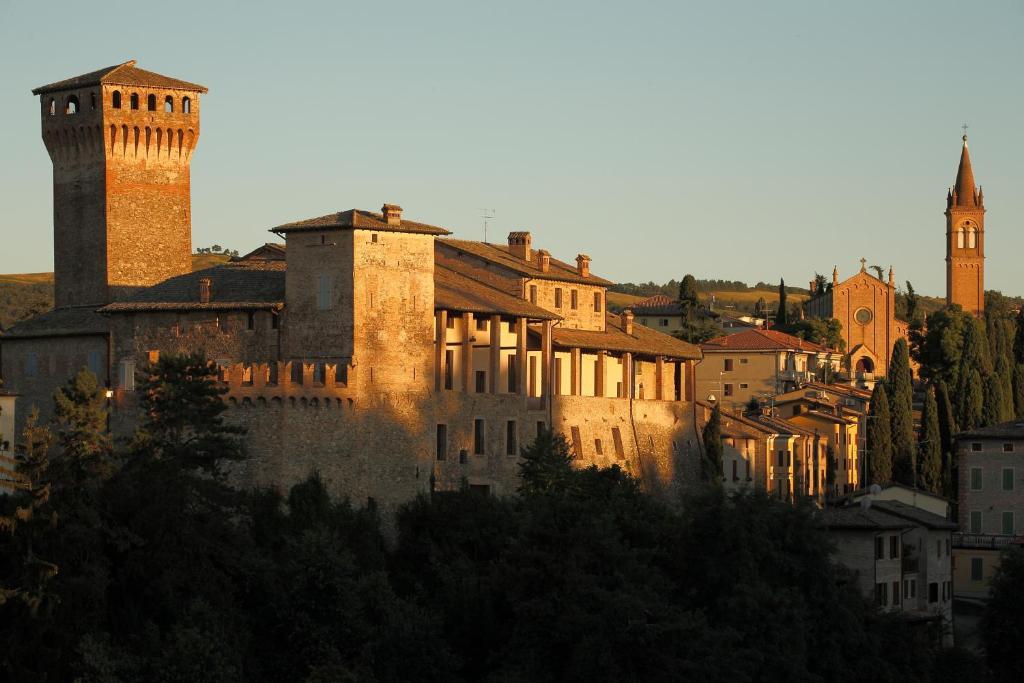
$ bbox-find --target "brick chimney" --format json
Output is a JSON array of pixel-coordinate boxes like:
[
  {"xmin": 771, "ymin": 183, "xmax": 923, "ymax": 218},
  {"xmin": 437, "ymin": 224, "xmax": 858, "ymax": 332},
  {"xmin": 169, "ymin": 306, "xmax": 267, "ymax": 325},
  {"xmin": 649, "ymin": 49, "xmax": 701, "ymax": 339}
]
[
  {"xmin": 381, "ymin": 203, "xmax": 403, "ymax": 226},
  {"xmin": 537, "ymin": 249, "xmax": 551, "ymax": 273},
  {"xmin": 622, "ymin": 309, "xmax": 634, "ymax": 335},
  {"xmin": 809, "ymin": 280, "xmax": 817, "ymax": 294},
  {"xmin": 576, "ymin": 254, "xmax": 591, "ymax": 278},
  {"xmin": 198, "ymin": 277, "xmax": 212, "ymax": 304},
  {"xmin": 508, "ymin": 231, "xmax": 532, "ymax": 261}
]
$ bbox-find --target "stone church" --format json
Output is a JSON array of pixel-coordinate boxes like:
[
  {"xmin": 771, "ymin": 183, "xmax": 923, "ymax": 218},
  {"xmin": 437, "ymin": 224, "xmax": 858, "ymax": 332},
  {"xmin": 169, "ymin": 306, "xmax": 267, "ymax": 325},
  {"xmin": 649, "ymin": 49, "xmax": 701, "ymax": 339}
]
[
  {"xmin": 805, "ymin": 134, "xmax": 988, "ymax": 382},
  {"xmin": 0, "ymin": 62, "xmax": 705, "ymax": 514}
]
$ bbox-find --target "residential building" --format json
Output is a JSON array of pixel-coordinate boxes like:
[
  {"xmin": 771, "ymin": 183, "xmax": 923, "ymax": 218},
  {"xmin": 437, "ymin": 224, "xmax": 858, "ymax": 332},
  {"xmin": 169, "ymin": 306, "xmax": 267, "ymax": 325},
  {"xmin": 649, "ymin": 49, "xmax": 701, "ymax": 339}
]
[
  {"xmin": 953, "ymin": 421, "xmax": 1024, "ymax": 599},
  {"xmin": 0, "ymin": 388, "xmax": 17, "ymax": 495}
]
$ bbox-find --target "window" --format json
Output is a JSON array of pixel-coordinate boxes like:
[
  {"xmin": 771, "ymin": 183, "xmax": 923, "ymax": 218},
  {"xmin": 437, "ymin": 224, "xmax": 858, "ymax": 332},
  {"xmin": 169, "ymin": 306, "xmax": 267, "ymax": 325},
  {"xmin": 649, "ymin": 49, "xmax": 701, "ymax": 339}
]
[
  {"xmin": 130, "ymin": 93, "xmax": 139, "ymax": 109},
  {"xmin": 570, "ymin": 426, "xmax": 583, "ymax": 457},
  {"xmin": 436, "ymin": 424, "xmax": 447, "ymax": 460},
  {"xmin": 313, "ymin": 363, "xmax": 326, "ymax": 385},
  {"xmin": 334, "ymin": 364, "xmax": 348, "ymax": 385},
  {"xmin": 64, "ymin": 95, "xmax": 79, "ymax": 114},
  {"xmin": 112, "ymin": 91, "xmax": 122, "ymax": 108},
  {"xmin": 970, "ymin": 511, "xmax": 982, "ymax": 534},
  {"xmin": 446, "ymin": 315, "xmax": 456, "ymax": 329},
  {"xmin": 473, "ymin": 419, "xmax": 486, "ymax": 455},
  {"xmin": 971, "ymin": 557, "xmax": 983, "ymax": 581},
  {"xmin": 241, "ymin": 366, "xmax": 254, "ymax": 386},
  {"xmin": 530, "ymin": 285, "xmax": 538, "ymax": 304},
  {"xmin": 970, "ymin": 467, "xmax": 983, "ymax": 490},
  {"xmin": 936, "ymin": 539, "xmax": 942, "ymax": 558},
  {"xmin": 291, "ymin": 362, "xmax": 304, "ymax": 385},
  {"xmin": 724, "ymin": 383, "xmax": 734, "ymax": 397},
  {"xmin": 971, "ymin": 442, "xmax": 982, "ymax": 452},
  {"xmin": 875, "ymin": 536, "xmax": 884, "ymax": 560},
  {"xmin": 875, "ymin": 582, "xmax": 887, "ymax": 606},
  {"xmin": 459, "ymin": 449, "xmax": 468, "ymax": 464},
  {"xmin": 904, "ymin": 578, "xmax": 916, "ymax": 599},
  {"xmin": 268, "ymin": 363, "xmax": 279, "ymax": 385},
  {"xmin": 1002, "ymin": 511, "xmax": 1014, "ymax": 535},
  {"xmin": 118, "ymin": 360, "xmax": 135, "ymax": 391},
  {"xmin": 945, "ymin": 538, "xmax": 950, "ymax": 556},
  {"xmin": 594, "ymin": 292, "xmax": 603, "ymax": 312},
  {"xmin": 182, "ymin": 96, "xmax": 191, "ymax": 114},
  {"xmin": 475, "ymin": 370, "xmax": 486, "ymax": 393},
  {"xmin": 48, "ymin": 98, "xmax": 56, "ymax": 115},
  {"xmin": 660, "ymin": 318, "xmax": 668, "ymax": 326},
  {"xmin": 506, "ymin": 421, "xmax": 517, "ymax": 456},
  {"xmin": 507, "ymin": 356, "xmax": 517, "ymax": 392},
  {"xmin": 147, "ymin": 94, "xmax": 157, "ymax": 111},
  {"xmin": 87, "ymin": 351, "xmax": 103, "ymax": 376},
  {"xmin": 164, "ymin": 95, "xmax": 174, "ymax": 113},
  {"xmin": 892, "ymin": 581, "xmax": 900, "ymax": 606},
  {"xmin": 271, "ymin": 311, "xmax": 280, "ymax": 329},
  {"xmin": 890, "ymin": 535, "xmax": 899, "ymax": 559},
  {"xmin": 570, "ymin": 290, "xmax": 578, "ymax": 310},
  {"xmin": 1004, "ymin": 443, "xmax": 1015, "ymax": 452},
  {"xmin": 444, "ymin": 350, "xmax": 454, "ymax": 390},
  {"xmin": 371, "ymin": 233, "xmax": 378, "ymax": 243},
  {"xmin": 595, "ymin": 438, "xmax": 603, "ymax": 455},
  {"xmin": 610, "ymin": 427, "xmax": 626, "ymax": 458},
  {"xmin": 554, "ymin": 288, "xmax": 563, "ymax": 308},
  {"xmin": 1003, "ymin": 468, "xmax": 1014, "ymax": 491},
  {"xmin": 475, "ymin": 317, "xmax": 487, "ymax": 331},
  {"xmin": 740, "ymin": 358, "xmax": 748, "ymax": 364},
  {"xmin": 928, "ymin": 582, "xmax": 938, "ymax": 604},
  {"xmin": 739, "ymin": 383, "xmax": 749, "ymax": 389},
  {"xmin": 247, "ymin": 312, "xmax": 256, "ymax": 330},
  {"xmin": 724, "ymin": 359, "xmax": 734, "ymax": 372}
]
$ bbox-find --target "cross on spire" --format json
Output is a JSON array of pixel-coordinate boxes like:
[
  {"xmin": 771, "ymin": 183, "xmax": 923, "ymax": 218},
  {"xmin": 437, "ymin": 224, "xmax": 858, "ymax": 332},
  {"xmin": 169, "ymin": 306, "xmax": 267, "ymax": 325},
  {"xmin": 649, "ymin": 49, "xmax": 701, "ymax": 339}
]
[
  {"xmin": 859, "ymin": 257, "xmax": 867, "ymax": 272},
  {"xmin": 962, "ymin": 122, "xmax": 969, "ymax": 139}
]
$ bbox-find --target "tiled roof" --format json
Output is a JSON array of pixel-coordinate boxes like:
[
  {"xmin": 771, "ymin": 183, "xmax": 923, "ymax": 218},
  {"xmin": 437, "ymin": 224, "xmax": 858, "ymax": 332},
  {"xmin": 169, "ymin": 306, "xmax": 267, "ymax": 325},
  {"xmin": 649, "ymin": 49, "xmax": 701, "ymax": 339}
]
[
  {"xmin": 821, "ymin": 505, "xmax": 913, "ymax": 531},
  {"xmin": 870, "ymin": 500, "xmax": 957, "ymax": 530},
  {"xmin": 805, "ymin": 381, "xmax": 872, "ymax": 401},
  {"xmin": 271, "ymin": 209, "xmax": 451, "ymax": 236},
  {"xmin": 438, "ymin": 239, "xmax": 613, "ymax": 286},
  {"xmin": 100, "ymin": 261, "xmax": 286, "ymax": 313},
  {"xmin": 2, "ymin": 306, "xmax": 109, "ymax": 339},
  {"xmin": 435, "ymin": 265, "xmax": 559, "ymax": 320},
  {"xmin": 32, "ymin": 60, "xmax": 208, "ymax": 95},
  {"xmin": 241, "ymin": 243, "xmax": 286, "ymax": 261},
  {"xmin": 635, "ymin": 294, "xmax": 675, "ymax": 308},
  {"xmin": 956, "ymin": 421, "xmax": 1024, "ymax": 441},
  {"xmin": 434, "ymin": 246, "xmax": 523, "ymax": 297},
  {"xmin": 552, "ymin": 314, "xmax": 701, "ymax": 360},
  {"xmin": 701, "ymin": 328, "xmax": 831, "ymax": 353}
]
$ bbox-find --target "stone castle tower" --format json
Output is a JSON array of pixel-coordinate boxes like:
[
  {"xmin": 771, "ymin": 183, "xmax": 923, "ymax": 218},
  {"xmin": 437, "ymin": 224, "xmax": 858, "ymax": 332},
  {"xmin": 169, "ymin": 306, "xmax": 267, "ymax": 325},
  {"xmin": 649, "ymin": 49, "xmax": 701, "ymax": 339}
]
[
  {"xmin": 945, "ymin": 134, "xmax": 985, "ymax": 316},
  {"xmin": 32, "ymin": 61, "xmax": 207, "ymax": 308}
]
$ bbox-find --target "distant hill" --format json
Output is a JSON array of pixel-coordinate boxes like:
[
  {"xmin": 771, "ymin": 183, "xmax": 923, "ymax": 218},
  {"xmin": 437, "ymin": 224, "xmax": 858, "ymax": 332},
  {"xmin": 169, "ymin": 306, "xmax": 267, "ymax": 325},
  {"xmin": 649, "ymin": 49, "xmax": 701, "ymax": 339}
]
[
  {"xmin": 0, "ymin": 254, "xmax": 230, "ymax": 331},
  {"xmin": 608, "ymin": 284, "xmax": 808, "ymax": 316}
]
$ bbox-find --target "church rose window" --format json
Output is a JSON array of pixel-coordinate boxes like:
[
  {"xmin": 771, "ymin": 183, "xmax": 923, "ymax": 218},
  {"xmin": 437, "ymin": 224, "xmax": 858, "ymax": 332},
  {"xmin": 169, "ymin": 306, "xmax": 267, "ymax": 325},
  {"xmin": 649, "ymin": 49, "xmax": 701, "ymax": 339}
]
[{"xmin": 854, "ymin": 307, "xmax": 873, "ymax": 325}]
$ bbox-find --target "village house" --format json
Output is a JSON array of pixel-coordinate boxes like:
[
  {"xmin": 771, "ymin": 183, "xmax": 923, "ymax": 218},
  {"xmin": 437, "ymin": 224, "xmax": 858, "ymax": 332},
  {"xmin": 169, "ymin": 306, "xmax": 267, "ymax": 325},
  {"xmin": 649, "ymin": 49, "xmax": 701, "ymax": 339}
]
[
  {"xmin": 0, "ymin": 61, "xmax": 706, "ymax": 517},
  {"xmin": 0, "ymin": 388, "xmax": 17, "ymax": 495}
]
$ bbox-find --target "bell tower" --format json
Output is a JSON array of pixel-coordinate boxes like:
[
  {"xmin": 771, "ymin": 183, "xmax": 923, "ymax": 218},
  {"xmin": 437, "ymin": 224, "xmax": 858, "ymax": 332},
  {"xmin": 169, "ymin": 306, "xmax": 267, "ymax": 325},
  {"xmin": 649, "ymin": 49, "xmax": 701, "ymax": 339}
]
[
  {"xmin": 945, "ymin": 134, "xmax": 985, "ymax": 316},
  {"xmin": 32, "ymin": 61, "xmax": 207, "ymax": 308}
]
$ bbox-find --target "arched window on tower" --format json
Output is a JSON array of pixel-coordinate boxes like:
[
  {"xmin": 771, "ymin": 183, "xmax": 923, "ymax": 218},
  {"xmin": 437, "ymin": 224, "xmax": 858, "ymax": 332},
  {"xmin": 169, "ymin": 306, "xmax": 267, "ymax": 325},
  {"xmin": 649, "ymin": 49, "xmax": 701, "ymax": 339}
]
[
  {"xmin": 65, "ymin": 95, "xmax": 79, "ymax": 115},
  {"xmin": 130, "ymin": 93, "xmax": 139, "ymax": 110},
  {"xmin": 164, "ymin": 95, "xmax": 174, "ymax": 113},
  {"xmin": 147, "ymin": 94, "xmax": 156, "ymax": 111},
  {"xmin": 112, "ymin": 91, "xmax": 122, "ymax": 109},
  {"xmin": 90, "ymin": 92, "xmax": 97, "ymax": 109},
  {"xmin": 968, "ymin": 227, "xmax": 977, "ymax": 249},
  {"xmin": 956, "ymin": 227, "xmax": 965, "ymax": 249},
  {"xmin": 48, "ymin": 98, "xmax": 56, "ymax": 116},
  {"xmin": 182, "ymin": 96, "xmax": 191, "ymax": 114}
]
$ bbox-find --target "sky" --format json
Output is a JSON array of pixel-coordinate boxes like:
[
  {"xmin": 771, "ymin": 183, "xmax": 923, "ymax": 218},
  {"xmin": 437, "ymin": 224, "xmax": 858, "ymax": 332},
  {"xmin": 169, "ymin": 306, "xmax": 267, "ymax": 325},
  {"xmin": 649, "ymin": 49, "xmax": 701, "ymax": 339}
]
[{"xmin": 1, "ymin": 0, "xmax": 1022, "ymax": 297}]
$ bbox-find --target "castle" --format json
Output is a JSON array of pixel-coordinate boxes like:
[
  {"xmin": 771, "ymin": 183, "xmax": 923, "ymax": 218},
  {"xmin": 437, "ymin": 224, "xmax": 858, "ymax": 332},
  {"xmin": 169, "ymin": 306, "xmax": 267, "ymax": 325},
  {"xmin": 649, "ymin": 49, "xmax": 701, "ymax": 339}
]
[{"xmin": 0, "ymin": 62, "xmax": 706, "ymax": 513}]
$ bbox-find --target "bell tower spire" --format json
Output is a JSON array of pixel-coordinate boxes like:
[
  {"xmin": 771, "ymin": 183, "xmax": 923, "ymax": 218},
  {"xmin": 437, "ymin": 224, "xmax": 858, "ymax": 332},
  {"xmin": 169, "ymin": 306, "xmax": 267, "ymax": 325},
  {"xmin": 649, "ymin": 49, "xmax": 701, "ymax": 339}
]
[{"xmin": 945, "ymin": 133, "xmax": 985, "ymax": 316}]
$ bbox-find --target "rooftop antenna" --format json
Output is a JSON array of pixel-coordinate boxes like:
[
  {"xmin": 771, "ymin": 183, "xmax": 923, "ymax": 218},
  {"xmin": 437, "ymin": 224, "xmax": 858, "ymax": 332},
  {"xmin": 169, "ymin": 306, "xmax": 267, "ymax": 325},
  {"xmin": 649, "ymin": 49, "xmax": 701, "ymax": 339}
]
[{"xmin": 478, "ymin": 208, "xmax": 496, "ymax": 243}]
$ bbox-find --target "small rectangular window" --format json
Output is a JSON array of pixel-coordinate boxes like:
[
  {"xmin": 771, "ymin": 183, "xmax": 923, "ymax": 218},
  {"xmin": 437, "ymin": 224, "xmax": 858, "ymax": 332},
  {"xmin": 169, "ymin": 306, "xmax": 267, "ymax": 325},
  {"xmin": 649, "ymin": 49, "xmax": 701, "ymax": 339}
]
[
  {"xmin": 291, "ymin": 362, "xmax": 304, "ymax": 385},
  {"xmin": 724, "ymin": 383, "xmax": 734, "ymax": 397},
  {"xmin": 570, "ymin": 290, "xmax": 578, "ymax": 310},
  {"xmin": 724, "ymin": 359, "xmax": 734, "ymax": 372},
  {"xmin": 594, "ymin": 438, "xmax": 603, "ymax": 455},
  {"xmin": 1003, "ymin": 443, "xmax": 1014, "ymax": 453},
  {"xmin": 739, "ymin": 383, "xmax": 749, "ymax": 389},
  {"xmin": 970, "ymin": 510, "xmax": 982, "ymax": 534},
  {"xmin": 446, "ymin": 315, "xmax": 456, "ymax": 329},
  {"xmin": 436, "ymin": 424, "xmax": 447, "ymax": 461},
  {"xmin": 570, "ymin": 426, "xmax": 583, "ymax": 458},
  {"xmin": 970, "ymin": 467, "xmax": 983, "ymax": 490},
  {"xmin": 444, "ymin": 350, "xmax": 454, "ymax": 390},
  {"xmin": 317, "ymin": 274, "xmax": 332, "ymax": 310},
  {"xmin": 371, "ymin": 233, "xmax": 379, "ymax": 243},
  {"xmin": 334, "ymin": 364, "xmax": 348, "ymax": 385},
  {"xmin": 612, "ymin": 427, "xmax": 625, "ymax": 458},
  {"xmin": 594, "ymin": 292, "xmax": 602, "ymax": 312},
  {"xmin": 268, "ymin": 363, "xmax": 279, "ymax": 385},
  {"xmin": 507, "ymin": 356, "xmax": 518, "ymax": 393},
  {"xmin": 1003, "ymin": 468, "xmax": 1014, "ymax": 491},
  {"xmin": 118, "ymin": 359, "xmax": 136, "ymax": 391},
  {"xmin": 971, "ymin": 557, "xmax": 983, "ymax": 581},
  {"xmin": 1003, "ymin": 511, "xmax": 1014, "ymax": 535},
  {"xmin": 87, "ymin": 350, "xmax": 103, "ymax": 377},
  {"xmin": 890, "ymin": 535, "xmax": 899, "ymax": 559},
  {"xmin": 892, "ymin": 581, "xmax": 900, "ymax": 606},
  {"xmin": 928, "ymin": 582, "xmax": 938, "ymax": 604},
  {"xmin": 875, "ymin": 582, "xmax": 887, "ymax": 606},
  {"xmin": 475, "ymin": 370, "xmax": 487, "ymax": 393},
  {"xmin": 529, "ymin": 285, "xmax": 538, "ymax": 304},
  {"xmin": 25, "ymin": 352, "xmax": 38, "ymax": 377},
  {"xmin": 271, "ymin": 311, "xmax": 280, "ymax": 329},
  {"xmin": 554, "ymin": 288, "xmax": 563, "ymax": 308},
  {"xmin": 247, "ymin": 311, "xmax": 256, "ymax": 330},
  {"xmin": 506, "ymin": 420, "xmax": 517, "ymax": 456},
  {"xmin": 875, "ymin": 536, "xmax": 884, "ymax": 560},
  {"xmin": 313, "ymin": 363, "xmax": 326, "ymax": 385},
  {"xmin": 971, "ymin": 442, "xmax": 982, "ymax": 452},
  {"xmin": 474, "ymin": 418, "xmax": 486, "ymax": 455}
]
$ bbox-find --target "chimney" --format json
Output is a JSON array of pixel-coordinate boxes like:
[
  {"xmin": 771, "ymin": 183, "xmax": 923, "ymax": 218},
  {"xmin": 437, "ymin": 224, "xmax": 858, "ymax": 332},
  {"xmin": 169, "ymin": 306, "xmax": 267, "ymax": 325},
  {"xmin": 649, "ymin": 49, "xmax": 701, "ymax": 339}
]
[
  {"xmin": 508, "ymin": 231, "xmax": 532, "ymax": 261},
  {"xmin": 198, "ymin": 277, "xmax": 212, "ymax": 304},
  {"xmin": 622, "ymin": 309, "xmax": 634, "ymax": 335},
  {"xmin": 576, "ymin": 254, "xmax": 591, "ymax": 278},
  {"xmin": 537, "ymin": 249, "xmax": 550, "ymax": 273},
  {"xmin": 381, "ymin": 203, "xmax": 403, "ymax": 226},
  {"xmin": 809, "ymin": 280, "xmax": 816, "ymax": 294}
]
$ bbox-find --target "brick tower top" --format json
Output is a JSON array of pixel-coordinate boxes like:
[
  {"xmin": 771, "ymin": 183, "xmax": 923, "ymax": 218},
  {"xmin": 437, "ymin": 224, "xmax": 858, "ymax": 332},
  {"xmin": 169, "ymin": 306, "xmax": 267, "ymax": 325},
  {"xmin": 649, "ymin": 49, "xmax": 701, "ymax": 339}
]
[
  {"xmin": 945, "ymin": 135, "xmax": 985, "ymax": 316},
  {"xmin": 947, "ymin": 135, "xmax": 983, "ymax": 210},
  {"xmin": 32, "ymin": 61, "xmax": 208, "ymax": 308}
]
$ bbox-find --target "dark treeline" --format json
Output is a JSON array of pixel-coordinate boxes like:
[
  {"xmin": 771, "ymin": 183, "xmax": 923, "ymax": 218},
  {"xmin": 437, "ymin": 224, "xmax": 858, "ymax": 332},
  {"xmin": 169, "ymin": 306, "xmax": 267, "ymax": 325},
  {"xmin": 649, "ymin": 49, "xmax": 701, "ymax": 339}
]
[
  {"xmin": 0, "ymin": 355, "xmax": 1003, "ymax": 681},
  {"xmin": 612, "ymin": 279, "xmax": 811, "ymax": 299}
]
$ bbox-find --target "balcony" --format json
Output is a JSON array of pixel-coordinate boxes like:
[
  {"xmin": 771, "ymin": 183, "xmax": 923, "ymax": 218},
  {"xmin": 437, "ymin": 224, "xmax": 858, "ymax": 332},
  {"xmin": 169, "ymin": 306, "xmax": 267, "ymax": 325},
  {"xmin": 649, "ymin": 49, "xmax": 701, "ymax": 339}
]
[{"xmin": 953, "ymin": 533, "xmax": 1023, "ymax": 549}]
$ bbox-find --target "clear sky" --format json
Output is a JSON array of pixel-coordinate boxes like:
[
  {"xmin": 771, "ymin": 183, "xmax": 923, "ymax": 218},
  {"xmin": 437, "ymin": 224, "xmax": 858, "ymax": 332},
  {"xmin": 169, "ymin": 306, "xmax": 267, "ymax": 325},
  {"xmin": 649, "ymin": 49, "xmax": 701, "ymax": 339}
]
[{"xmin": 2, "ymin": 0, "xmax": 1022, "ymax": 296}]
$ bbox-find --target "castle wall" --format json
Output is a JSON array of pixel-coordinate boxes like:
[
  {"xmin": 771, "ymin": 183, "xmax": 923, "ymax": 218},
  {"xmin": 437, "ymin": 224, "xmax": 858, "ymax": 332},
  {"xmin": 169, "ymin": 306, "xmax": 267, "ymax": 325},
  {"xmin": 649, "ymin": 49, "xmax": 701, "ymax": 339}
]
[
  {"xmin": 524, "ymin": 277, "xmax": 606, "ymax": 331},
  {"xmin": 282, "ymin": 231, "xmax": 355, "ymax": 360}
]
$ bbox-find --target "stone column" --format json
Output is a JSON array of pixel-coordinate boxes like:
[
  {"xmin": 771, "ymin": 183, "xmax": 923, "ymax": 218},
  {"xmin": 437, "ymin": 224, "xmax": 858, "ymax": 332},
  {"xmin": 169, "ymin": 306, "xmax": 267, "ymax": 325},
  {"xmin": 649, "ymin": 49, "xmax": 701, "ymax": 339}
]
[
  {"xmin": 489, "ymin": 314, "xmax": 501, "ymax": 394},
  {"xmin": 462, "ymin": 312, "xmax": 474, "ymax": 393},
  {"xmin": 621, "ymin": 352, "xmax": 632, "ymax": 399},
  {"xmin": 571, "ymin": 347, "xmax": 581, "ymax": 396},
  {"xmin": 515, "ymin": 317, "xmax": 527, "ymax": 395},
  {"xmin": 655, "ymin": 356, "xmax": 665, "ymax": 400},
  {"xmin": 435, "ymin": 310, "xmax": 447, "ymax": 391},
  {"xmin": 596, "ymin": 351, "xmax": 606, "ymax": 398}
]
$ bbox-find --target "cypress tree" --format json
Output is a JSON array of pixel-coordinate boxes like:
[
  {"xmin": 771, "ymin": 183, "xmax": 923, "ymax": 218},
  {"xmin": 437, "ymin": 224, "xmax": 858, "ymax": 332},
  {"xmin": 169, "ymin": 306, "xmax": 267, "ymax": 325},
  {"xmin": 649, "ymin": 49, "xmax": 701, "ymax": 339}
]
[
  {"xmin": 867, "ymin": 383, "xmax": 893, "ymax": 485},
  {"xmin": 1014, "ymin": 306, "xmax": 1024, "ymax": 363},
  {"xmin": 993, "ymin": 351, "xmax": 1015, "ymax": 422},
  {"xmin": 956, "ymin": 319, "xmax": 991, "ymax": 419},
  {"xmin": 701, "ymin": 404, "xmax": 724, "ymax": 484},
  {"xmin": 935, "ymin": 380, "xmax": 957, "ymax": 456},
  {"xmin": 775, "ymin": 279, "xmax": 788, "ymax": 326},
  {"xmin": 1013, "ymin": 363, "xmax": 1024, "ymax": 419},
  {"xmin": 888, "ymin": 339, "xmax": 915, "ymax": 484},
  {"xmin": 983, "ymin": 373, "xmax": 1007, "ymax": 428},
  {"xmin": 918, "ymin": 386, "xmax": 943, "ymax": 495},
  {"xmin": 958, "ymin": 369, "xmax": 984, "ymax": 432}
]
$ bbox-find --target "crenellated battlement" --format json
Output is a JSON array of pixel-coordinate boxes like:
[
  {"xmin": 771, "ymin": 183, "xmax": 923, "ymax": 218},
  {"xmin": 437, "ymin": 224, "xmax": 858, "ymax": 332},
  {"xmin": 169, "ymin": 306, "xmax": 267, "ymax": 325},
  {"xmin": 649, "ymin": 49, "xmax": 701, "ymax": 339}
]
[{"xmin": 220, "ymin": 360, "xmax": 358, "ymax": 405}]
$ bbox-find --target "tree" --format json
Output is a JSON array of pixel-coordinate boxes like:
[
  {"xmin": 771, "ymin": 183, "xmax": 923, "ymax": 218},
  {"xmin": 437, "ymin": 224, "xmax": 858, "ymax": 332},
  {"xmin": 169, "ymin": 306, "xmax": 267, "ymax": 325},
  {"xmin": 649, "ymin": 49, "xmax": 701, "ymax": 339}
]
[
  {"xmin": 673, "ymin": 273, "xmax": 720, "ymax": 344},
  {"xmin": 888, "ymin": 340, "xmax": 915, "ymax": 485},
  {"xmin": 701, "ymin": 405, "xmax": 723, "ymax": 484},
  {"xmin": 777, "ymin": 318, "xmax": 844, "ymax": 351},
  {"xmin": 934, "ymin": 380, "xmax": 957, "ymax": 497},
  {"xmin": 869, "ymin": 265, "xmax": 884, "ymax": 281},
  {"xmin": 517, "ymin": 428, "xmax": 575, "ymax": 496},
  {"xmin": 1013, "ymin": 363, "xmax": 1024, "ymax": 420},
  {"xmin": 753, "ymin": 296, "xmax": 768, "ymax": 319},
  {"xmin": 958, "ymin": 369, "xmax": 984, "ymax": 432},
  {"xmin": 775, "ymin": 278, "xmax": 788, "ymax": 326},
  {"xmin": 983, "ymin": 373, "xmax": 1007, "ymax": 428},
  {"xmin": 678, "ymin": 274, "xmax": 699, "ymax": 309},
  {"xmin": 867, "ymin": 384, "xmax": 893, "ymax": 485},
  {"xmin": 918, "ymin": 387, "xmax": 943, "ymax": 495},
  {"xmin": 1014, "ymin": 306, "xmax": 1024, "ymax": 364},
  {"xmin": 904, "ymin": 281, "xmax": 919, "ymax": 322},
  {"xmin": 132, "ymin": 353, "xmax": 244, "ymax": 473},
  {"xmin": 51, "ymin": 369, "xmax": 113, "ymax": 492},
  {"xmin": 915, "ymin": 306, "xmax": 970, "ymax": 385},
  {"xmin": 981, "ymin": 545, "xmax": 1024, "ymax": 682},
  {"xmin": 993, "ymin": 351, "xmax": 1015, "ymax": 423},
  {"xmin": 955, "ymin": 318, "xmax": 992, "ymax": 422},
  {"xmin": 812, "ymin": 273, "xmax": 828, "ymax": 297}
]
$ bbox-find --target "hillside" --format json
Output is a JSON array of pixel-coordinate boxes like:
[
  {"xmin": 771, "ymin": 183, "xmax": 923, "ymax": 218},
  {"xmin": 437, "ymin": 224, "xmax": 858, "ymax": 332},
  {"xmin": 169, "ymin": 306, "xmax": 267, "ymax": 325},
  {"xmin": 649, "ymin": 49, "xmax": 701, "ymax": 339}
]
[
  {"xmin": 607, "ymin": 287, "xmax": 808, "ymax": 315},
  {"xmin": 0, "ymin": 254, "xmax": 230, "ymax": 331}
]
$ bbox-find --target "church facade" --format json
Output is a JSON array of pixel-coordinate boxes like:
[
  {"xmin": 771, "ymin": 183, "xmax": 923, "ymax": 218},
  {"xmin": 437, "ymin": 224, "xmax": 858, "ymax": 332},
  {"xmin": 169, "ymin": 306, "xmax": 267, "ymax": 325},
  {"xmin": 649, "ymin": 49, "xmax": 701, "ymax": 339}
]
[{"xmin": 0, "ymin": 62, "xmax": 706, "ymax": 514}]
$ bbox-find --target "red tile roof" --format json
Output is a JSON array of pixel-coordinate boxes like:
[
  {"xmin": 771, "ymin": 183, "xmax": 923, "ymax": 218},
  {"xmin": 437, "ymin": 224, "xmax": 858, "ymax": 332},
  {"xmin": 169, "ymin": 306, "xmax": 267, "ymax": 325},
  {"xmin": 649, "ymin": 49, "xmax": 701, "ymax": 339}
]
[
  {"xmin": 701, "ymin": 328, "xmax": 830, "ymax": 353},
  {"xmin": 32, "ymin": 60, "xmax": 208, "ymax": 94},
  {"xmin": 438, "ymin": 239, "xmax": 612, "ymax": 286},
  {"xmin": 271, "ymin": 209, "xmax": 451, "ymax": 236}
]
